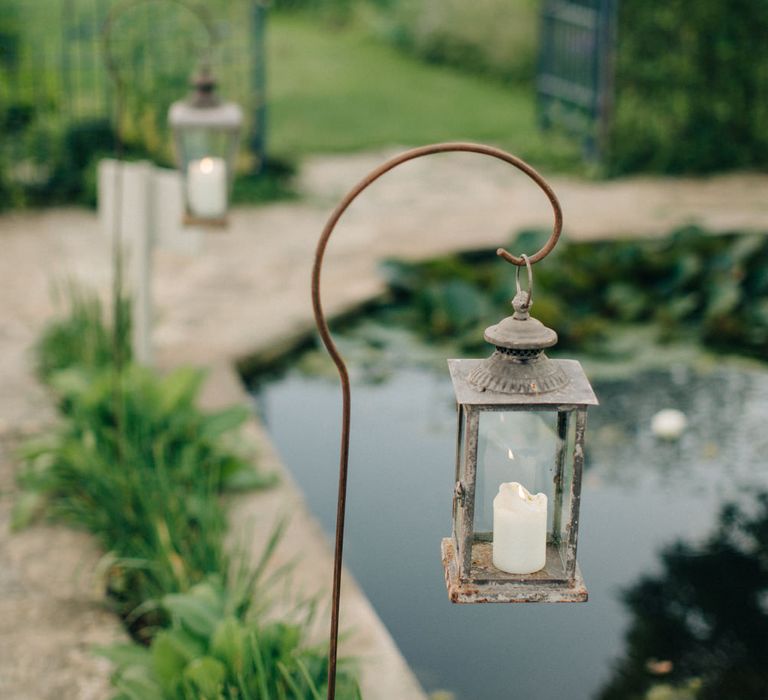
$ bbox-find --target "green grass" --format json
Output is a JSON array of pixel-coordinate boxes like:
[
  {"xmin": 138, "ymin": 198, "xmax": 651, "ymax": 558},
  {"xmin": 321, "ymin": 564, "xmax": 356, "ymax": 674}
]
[{"xmin": 267, "ymin": 15, "xmax": 582, "ymax": 171}]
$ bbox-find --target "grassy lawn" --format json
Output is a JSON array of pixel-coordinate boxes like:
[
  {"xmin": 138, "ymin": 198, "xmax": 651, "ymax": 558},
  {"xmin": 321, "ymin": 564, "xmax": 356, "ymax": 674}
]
[{"xmin": 267, "ymin": 15, "xmax": 582, "ymax": 171}]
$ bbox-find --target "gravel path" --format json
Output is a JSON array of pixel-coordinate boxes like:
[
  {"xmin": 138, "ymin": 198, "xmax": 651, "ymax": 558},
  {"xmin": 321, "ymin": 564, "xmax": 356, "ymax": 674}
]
[{"xmin": 0, "ymin": 150, "xmax": 766, "ymax": 698}]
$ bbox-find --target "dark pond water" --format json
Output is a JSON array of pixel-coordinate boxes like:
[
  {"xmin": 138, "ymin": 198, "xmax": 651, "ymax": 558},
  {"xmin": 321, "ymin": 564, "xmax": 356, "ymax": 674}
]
[{"xmin": 251, "ymin": 335, "xmax": 768, "ymax": 700}]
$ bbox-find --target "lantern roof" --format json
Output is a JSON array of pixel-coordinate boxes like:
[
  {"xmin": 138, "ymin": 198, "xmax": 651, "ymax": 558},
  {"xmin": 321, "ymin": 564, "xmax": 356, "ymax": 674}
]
[
  {"xmin": 168, "ymin": 98, "xmax": 243, "ymax": 130},
  {"xmin": 168, "ymin": 68, "xmax": 243, "ymax": 131},
  {"xmin": 483, "ymin": 301, "xmax": 558, "ymax": 351},
  {"xmin": 448, "ymin": 358, "xmax": 598, "ymax": 407}
]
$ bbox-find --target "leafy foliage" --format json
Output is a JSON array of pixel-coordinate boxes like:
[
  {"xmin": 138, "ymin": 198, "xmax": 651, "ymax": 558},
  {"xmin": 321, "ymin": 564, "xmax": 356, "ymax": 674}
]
[
  {"xmin": 20, "ymin": 285, "xmax": 274, "ymax": 641},
  {"xmin": 378, "ymin": 227, "xmax": 768, "ymax": 360},
  {"xmin": 609, "ymin": 1, "xmax": 768, "ymax": 173},
  {"xmin": 35, "ymin": 283, "xmax": 131, "ymax": 382},
  {"xmin": 18, "ymin": 363, "xmax": 272, "ymax": 638},
  {"xmin": 22, "ymin": 285, "xmax": 361, "ymax": 699},
  {"xmin": 99, "ymin": 577, "xmax": 361, "ymax": 700},
  {"xmin": 642, "ymin": 680, "xmax": 702, "ymax": 700},
  {"xmin": 0, "ymin": 0, "xmax": 285, "ymax": 208}
]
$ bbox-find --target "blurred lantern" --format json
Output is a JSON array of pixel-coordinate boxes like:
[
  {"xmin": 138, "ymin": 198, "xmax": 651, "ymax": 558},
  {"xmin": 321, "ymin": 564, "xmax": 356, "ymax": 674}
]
[
  {"xmin": 168, "ymin": 65, "xmax": 243, "ymax": 226},
  {"xmin": 442, "ymin": 256, "xmax": 597, "ymax": 603}
]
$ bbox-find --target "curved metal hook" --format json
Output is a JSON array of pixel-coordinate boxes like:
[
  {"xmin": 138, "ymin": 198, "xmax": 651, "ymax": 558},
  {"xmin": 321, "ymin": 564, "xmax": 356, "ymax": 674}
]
[
  {"xmin": 312, "ymin": 142, "xmax": 563, "ymax": 700},
  {"xmin": 311, "ymin": 142, "xmax": 563, "ymax": 700}
]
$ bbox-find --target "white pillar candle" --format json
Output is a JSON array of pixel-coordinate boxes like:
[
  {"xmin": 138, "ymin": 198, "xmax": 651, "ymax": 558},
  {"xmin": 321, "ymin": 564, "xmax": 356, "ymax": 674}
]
[
  {"xmin": 493, "ymin": 482, "xmax": 547, "ymax": 574},
  {"xmin": 186, "ymin": 156, "xmax": 227, "ymax": 219}
]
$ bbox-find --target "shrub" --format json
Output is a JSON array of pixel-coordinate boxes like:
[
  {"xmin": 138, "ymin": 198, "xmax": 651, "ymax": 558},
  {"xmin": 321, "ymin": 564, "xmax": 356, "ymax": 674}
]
[
  {"xmin": 99, "ymin": 577, "xmax": 361, "ymax": 700},
  {"xmin": 18, "ymin": 363, "xmax": 272, "ymax": 637},
  {"xmin": 20, "ymin": 284, "xmax": 361, "ymax": 694},
  {"xmin": 20, "ymin": 286, "xmax": 274, "ymax": 639},
  {"xmin": 380, "ymin": 0, "xmax": 538, "ymax": 84},
  {"xmin": 609, "ymin": 0, "xmax": 768, "ymax": 174}
]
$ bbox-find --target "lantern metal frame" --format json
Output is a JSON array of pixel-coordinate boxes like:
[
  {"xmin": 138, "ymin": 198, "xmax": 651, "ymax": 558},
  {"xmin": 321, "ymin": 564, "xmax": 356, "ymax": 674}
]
[
  {"xmin": 443, "ymin": 357, "xmax": 596, "ymax": 604},
  {"xmin": 312, "ymin": 142, "xmax": 597, "ymax": 699},
  {"xmin": 167, "ymin": 65, "xmax": 244, "ymax": 227}
]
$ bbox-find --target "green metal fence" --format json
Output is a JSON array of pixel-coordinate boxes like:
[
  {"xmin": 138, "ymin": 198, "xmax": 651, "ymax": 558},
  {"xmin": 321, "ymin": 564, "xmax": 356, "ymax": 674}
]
[
  {"xmin": 536, "ymin": 0, "xmax": 617, "ymax": 161},
  {"xmin": 0, "ymin": 0, "xmax": 266, "ymax": 205}
]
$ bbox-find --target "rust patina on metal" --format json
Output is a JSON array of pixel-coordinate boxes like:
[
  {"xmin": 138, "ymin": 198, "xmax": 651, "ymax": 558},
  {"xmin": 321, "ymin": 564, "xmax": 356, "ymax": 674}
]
[{"xmin": 441, "ymin": 539, "xmax": 588, "ymax": 604}]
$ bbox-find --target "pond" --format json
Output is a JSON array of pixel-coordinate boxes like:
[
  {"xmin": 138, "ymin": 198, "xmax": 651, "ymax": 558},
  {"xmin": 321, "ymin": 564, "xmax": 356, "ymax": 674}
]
[{"xmin": 250, "ymin": 329, "xmax": 768, "ymax": 700}]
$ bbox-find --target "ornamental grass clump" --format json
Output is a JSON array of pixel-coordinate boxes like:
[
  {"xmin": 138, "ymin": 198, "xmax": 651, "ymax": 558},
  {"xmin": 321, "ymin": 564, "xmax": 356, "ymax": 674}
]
[
  {"xmin": 18, "ymin": 363, "xmax": 272, "ymax": 639},
  {"xmin": 35, "ymin": 282, "xmax": 131, "ymax": 381},
  {"xmin": 19, "ymin": 285, "xmax": 362, "ymax": 696},
  {"xmin": 19, "ymin": 288, "xmax": 272, "ymax": 633}
]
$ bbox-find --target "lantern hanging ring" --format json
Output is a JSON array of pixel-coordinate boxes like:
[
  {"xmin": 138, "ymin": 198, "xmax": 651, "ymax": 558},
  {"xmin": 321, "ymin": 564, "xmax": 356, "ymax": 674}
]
[
  {"xmin": 515, "ymin": 253, "xmax": 534, "ymax": 311},
  {"xmin": 312, "ymin": 142, "xmax": 564, "ymax": 700}
]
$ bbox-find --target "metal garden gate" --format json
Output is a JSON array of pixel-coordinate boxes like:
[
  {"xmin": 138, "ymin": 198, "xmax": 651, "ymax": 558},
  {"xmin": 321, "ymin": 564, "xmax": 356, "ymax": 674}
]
[{"xmin": 537, "ymin": 0, "xmax": 617, "ymax": 161}]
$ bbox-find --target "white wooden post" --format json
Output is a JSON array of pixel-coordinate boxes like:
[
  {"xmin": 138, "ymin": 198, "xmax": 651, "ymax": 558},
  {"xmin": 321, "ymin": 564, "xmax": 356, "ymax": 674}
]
[{"xmin": 98, "ymin": 159, "xmax": 204, "ymax": 367}]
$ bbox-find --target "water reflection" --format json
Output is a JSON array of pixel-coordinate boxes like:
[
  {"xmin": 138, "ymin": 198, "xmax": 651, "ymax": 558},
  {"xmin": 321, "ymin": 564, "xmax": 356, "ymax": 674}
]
[
  {"xmin": 252, "ymin": 345, "xmax": 768, "ymax": 700},
  {"xmin": 587, "ymin": 366, "xmax": 768, "ymax": 495},
  {"xmin": 598, "ymin": 493, "xmax": 768, "ymax": 700}
]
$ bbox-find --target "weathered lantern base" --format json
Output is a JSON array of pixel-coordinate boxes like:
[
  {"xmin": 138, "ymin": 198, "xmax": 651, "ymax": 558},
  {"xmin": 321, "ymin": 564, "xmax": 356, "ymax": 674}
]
[{"xmin": 441, "ymin": 538, "xmax": 588, "ymax": 604}]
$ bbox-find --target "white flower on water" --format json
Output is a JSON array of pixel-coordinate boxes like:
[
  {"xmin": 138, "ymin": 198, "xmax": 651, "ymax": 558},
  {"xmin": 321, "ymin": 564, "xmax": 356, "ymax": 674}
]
[{"xmin": 651, "ymin": 408, "xmax": 688, "ymax": 440}]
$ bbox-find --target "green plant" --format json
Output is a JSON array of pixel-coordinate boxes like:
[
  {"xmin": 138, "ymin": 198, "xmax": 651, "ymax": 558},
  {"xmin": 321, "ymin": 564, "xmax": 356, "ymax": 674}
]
[
  {"xmin": 377, "ymin": 226, "xmax": 768, "ymax": 360},
  {"xmin": 232, "ymin": 157, "xmax": 298, "ymax": 205},
  {"xmin": 609, "ymin": 1, "xmax": 768, "ymax": 174},
  {"xmin": 23, "ymin": 283, "xmax": 362, "ymax": 692},
  {"xmin": 643, "ymin": 681, "xmax": 702, "ymax": 700},
  {"xmin": 17, "ymin": 363, "xmax": 273, "ymax": 637},
  {"xmin": 272, "ymin": 0, "xmax": 358, "ymax": 25},
  {"xmin": 44, "ymin": 118, "xmax": 122, "ymax": 204},
  {"xmin": 99, "ymin": 576, "xmax": 361, "ymax": 700},
  {"xmin": 35, "ymin": 283, "xmax": 131, "ymax": 382}
]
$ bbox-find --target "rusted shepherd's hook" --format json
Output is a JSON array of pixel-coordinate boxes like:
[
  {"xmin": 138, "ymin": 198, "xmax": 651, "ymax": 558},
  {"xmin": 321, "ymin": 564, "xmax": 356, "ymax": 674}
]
[{"xmin": 311, "ymin": 142, "xmax": 563, "ymax": 699}]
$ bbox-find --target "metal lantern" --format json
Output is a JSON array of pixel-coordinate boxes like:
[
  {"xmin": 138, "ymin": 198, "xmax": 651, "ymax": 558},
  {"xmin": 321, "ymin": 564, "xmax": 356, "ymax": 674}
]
[
  {"xmin": 311, "ymin": 143, "xmax": 599, "ymax": 699},
  {"xmin": 442, "ymin": 260, "xmax": 598, "ymax": 603},
  {"xmin": 168, "ymin": 65, "xmax": 243, "ymax": 226}
]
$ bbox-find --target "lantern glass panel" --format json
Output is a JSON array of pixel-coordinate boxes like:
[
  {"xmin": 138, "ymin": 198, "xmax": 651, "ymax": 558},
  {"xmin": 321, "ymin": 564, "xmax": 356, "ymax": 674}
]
[
  {"xmin": 175, "ymin": 127, "xmax": 238, "ymax": 176},
  {"xmin": 473, "ymin": 408, "xmax": 576, "ymax": 577}
]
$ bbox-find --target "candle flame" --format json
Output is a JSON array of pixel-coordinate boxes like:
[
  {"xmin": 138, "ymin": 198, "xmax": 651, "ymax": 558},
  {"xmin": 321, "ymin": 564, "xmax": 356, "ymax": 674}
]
[
  {"xmin": 200, "ymin": 157, "xmax": 214, "ymax": 174},
  {"xmin": 507, "ymin": 448, "xmax": 515, "ymax": 460}
]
